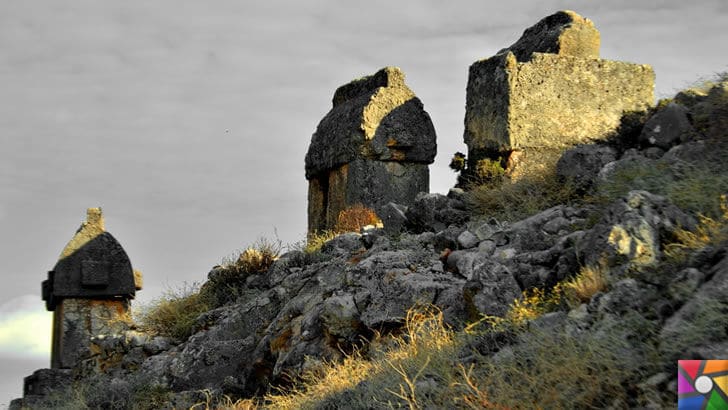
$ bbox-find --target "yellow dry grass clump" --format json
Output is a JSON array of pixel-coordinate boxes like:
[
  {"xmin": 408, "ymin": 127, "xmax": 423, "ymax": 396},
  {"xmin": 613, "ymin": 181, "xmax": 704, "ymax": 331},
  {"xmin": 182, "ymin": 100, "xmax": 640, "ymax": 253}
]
[
  {"xmin": 264, "ymin": 305, "xmax": 456, "ymax": 410},
  {"xmin": 665, "ymin": 194, "xmax": 728, "ymax": 261},
  {"xmin": 561, "ymin": 262, "xmax": 609, "ymax": 305}
]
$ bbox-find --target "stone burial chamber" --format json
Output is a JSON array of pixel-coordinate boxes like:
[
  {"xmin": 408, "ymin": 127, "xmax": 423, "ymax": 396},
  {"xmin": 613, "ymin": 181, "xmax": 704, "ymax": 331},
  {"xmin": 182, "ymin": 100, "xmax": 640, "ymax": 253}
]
[
  {"xmin": 305, "ymin": 66, "xmax": 437, "ymax": 234},
  {"xmin": 463, "ymin": 10, "xmax": 655, "ymax": 179},
  {"xmin": 15, "ymin": 208, "xmax": 142, "ymax": 407}
]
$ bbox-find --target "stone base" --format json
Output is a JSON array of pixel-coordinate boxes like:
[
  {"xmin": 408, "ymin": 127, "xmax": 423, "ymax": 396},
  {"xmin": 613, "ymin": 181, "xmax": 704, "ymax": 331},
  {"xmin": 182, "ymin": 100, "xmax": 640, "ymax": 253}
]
[
  {"xmin": 52, "ymin": 298, "xmax": 132, "ymax": 369},
  {"xmin": 308, "ymin": 159, "xmax": 429, "ymax": 233}
]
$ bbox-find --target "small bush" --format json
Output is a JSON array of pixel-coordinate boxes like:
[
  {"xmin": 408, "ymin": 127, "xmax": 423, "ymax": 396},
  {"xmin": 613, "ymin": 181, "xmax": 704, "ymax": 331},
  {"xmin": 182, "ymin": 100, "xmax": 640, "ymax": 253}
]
[
  {"xmin": 137, "ymin": 283, "xmax": 211, "ymax": 341},
  {"xmin": 506, "ymin": 287, "xmax": 562, "ymax": 325},
  {"xmin": 301, "ymin": 205, "xmax": 382, "ymax": 256},
  {"xmin": 474, "ymin": 157, "xmax": 506, "ymax": 182},
  {"xmin": 334, "ymin": 204, "xmax": 382, "ymax": 233},
  {"xmin": 449, "ymin": 151, "xmax": 466, "ymax": 172},
  {"xmin": 221, "ymin": 237, "xmax": 281, "ymax": 275}
]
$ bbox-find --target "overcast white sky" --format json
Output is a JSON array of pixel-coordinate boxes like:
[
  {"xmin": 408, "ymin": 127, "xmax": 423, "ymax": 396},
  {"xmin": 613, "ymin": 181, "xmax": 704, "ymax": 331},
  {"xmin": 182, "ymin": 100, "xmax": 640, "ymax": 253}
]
[{"xmin": 1, "ymin": 0, "xmax": 726, "ymax": 405}]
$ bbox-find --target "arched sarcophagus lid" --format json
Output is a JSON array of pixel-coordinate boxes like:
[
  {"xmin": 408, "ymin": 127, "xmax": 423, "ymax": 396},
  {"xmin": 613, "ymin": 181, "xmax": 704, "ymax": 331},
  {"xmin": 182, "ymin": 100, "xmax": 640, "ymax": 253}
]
[{"xmin": 42, "ymin": 208, "xmax": 138, "ymax": 311}]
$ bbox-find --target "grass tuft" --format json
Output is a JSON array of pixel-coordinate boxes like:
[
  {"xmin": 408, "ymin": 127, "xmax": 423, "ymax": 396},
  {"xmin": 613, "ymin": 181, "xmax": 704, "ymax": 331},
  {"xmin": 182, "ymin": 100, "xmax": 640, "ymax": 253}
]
[
  {"xmin": 665, "ymin": 194, "xmax": 728, "ymax": 262},
  {"xmin": 561, "ymin": 262, "xmax": 609, "ymax": 305},
  {"xmin": 137, "ymin": 283, "xmax": 211, "ymax": 341}
]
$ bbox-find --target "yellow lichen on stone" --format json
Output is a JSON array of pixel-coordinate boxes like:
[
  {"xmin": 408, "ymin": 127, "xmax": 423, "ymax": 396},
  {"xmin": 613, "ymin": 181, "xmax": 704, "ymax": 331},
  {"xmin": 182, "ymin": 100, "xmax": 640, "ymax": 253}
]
[
  {"xmin": 60, "ymin": 208, "xmax": 105, "ymax": 259},
  {"xmin": 607, "ymin": 221, "xmax": 656, "ymax": 266},
  {"xmin": 361, "ymin": 67, "xmax": 415, "ymax": 140}
]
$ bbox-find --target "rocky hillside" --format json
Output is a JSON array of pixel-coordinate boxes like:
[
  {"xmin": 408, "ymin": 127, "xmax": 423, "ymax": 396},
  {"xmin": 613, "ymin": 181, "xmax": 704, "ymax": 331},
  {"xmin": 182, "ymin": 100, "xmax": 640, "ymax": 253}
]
[{"xmin": 12, "ymin": 73, "xmax": 728, "ymax": 409}]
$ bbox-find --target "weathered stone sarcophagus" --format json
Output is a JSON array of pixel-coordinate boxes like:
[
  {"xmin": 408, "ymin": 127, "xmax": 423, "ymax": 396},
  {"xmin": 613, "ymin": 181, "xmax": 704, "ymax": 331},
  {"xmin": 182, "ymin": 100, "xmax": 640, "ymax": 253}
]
[
  {"xmin": 42, "ymin": 208, "xmax": 142, "ymax": 369},
  {"xmin": 305, "ymin": 67, "xmax": 437, "ymax": 233},
  {"xmin": 464, "ymin": 10, "xmax": 655, "ymax": 178}
]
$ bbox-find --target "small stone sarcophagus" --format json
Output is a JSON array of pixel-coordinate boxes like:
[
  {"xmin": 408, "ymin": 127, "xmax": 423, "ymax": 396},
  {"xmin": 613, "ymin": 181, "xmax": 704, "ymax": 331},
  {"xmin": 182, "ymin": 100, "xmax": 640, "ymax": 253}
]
[
  {"xmin": 305, "ymin": 67, "xmax": 437, "ymax": 233},
  {"xmin": 464, "ymin": 10, "xmax": 655, "ymax": 177},
  {"xmin": 42, "ymin": 208, "xmax": 141, "ymax": 369}
]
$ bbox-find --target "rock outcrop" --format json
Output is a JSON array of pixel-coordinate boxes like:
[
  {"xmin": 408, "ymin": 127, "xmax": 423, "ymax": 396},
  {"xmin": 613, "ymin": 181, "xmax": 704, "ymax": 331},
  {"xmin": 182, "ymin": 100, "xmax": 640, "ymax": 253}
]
[
  {"xmin": 464, "ymin": 10, "xmax": 654, "ymax": 178},
  {"xmin": 305, "ymin": 67, "xmax": 437, "ymax": 234}
]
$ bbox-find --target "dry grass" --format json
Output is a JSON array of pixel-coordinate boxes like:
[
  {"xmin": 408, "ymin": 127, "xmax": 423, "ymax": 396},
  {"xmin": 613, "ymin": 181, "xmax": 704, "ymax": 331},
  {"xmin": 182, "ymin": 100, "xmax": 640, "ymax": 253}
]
[
  {"xmin": 221, "ymin": 237, "xmax": 281, "ymax": 275},
  {"xmin": 665, "ymin": 194, "xmax": 728, "ymax": 262},
  {"xmin": 264, "ymin": 305, "xmax": 458, "ymax": 410},
  {"xmin": 262, "ymin": 297, "xmax": 637, "ymax": 409},
  {"xmin": 303, "ymin": 230, "xmax": 339, "ymax": 254},
  {"xmin": 467, "ymin": 328, "xmax": 629, "ymax": 409},
  {"xmin": 191, "ymin": 390, "xmax": 259, "ymax": 410},
  {"xmin": 561, "ymin": 262, "xmax": 609, "ymax": 305}
]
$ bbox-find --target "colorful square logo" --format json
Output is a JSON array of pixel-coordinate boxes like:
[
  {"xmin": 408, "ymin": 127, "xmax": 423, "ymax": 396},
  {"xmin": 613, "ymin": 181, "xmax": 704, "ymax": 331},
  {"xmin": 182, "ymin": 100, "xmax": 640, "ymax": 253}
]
[{"xmin": 678, "ymin": 360, "xmax": 728, "ymax": 409}]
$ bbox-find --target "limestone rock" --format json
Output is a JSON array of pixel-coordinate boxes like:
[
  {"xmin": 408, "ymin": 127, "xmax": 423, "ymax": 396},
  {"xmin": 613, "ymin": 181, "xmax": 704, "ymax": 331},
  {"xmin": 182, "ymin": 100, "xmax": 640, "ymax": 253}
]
[
  {"xmin": 320, "ymin": 232, "xmax": 364, "ymax": 257},
  {"xmin": 457, "ymin": 230, "xmax": 480, "ymax": 249},
  {"xmin": 305, "ymin": 67, "xmax": 437, "ymax": 233},
  {"xmin": 639, "ymin": 103, "xmax": 697, "ymax": 150},
  {"xmin": 580, "ymin": 191, "xmax": 695, "ymax": 269},
  {"xmin": 379, "ymin": 202, "xmax": 409, "ymax": 234}
]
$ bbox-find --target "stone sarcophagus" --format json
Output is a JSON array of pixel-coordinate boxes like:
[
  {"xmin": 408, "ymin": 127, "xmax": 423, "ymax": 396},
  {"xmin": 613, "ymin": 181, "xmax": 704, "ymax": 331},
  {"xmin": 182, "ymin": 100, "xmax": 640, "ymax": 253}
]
[
  {"xmin": 305, "ymin": 67, "xmax": 437, "ymax": 233},
  {"xmin": 464, "ymin": 10, "xmax": 655, "ymax": 177},
  {"xmin": 42, "ymin": 208, "xmax": 142, "ymax": 369}
]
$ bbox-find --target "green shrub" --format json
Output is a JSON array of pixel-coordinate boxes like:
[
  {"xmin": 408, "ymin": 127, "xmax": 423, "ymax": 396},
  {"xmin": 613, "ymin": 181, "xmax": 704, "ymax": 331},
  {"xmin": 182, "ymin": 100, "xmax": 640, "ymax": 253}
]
[{"xmin": 449, "ymin": 151, "xmax": 466, "ymax": 172}]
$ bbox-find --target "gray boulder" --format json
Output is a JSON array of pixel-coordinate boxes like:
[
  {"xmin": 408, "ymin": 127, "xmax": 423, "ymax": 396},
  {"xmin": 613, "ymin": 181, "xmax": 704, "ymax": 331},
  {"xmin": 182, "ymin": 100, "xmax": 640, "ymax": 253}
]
[
  {"xmin": 379, "ymin": 202, "xmax": 409, "ymax": 234},
  {"xmin": 556, "ymin": 144, "xmax": 617, "ymax": 192},
  {"xmin": 639, "ymin": 103, "xmax": 697, "ymax": 150},
  {"xmin": 405, "ymin": 192, "xmax": 470, "ymax": 233},
  {"xmin": 457, "ymin": 230, "xmax": 480, "ymax": 249}
]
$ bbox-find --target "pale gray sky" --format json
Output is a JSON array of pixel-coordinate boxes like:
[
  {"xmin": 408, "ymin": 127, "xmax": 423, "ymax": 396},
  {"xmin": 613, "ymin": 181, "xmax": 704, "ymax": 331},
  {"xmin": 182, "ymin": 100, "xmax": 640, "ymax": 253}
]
[{"xmin": 1, "ymin": 0, "xmax": 726, "ymax": 405}]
